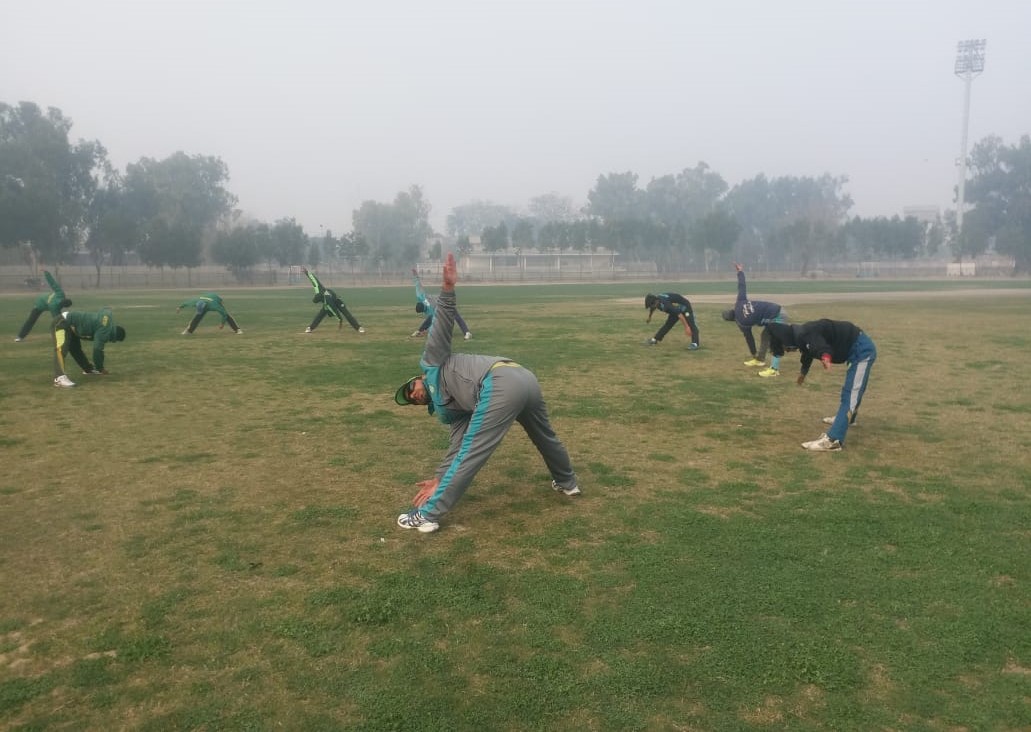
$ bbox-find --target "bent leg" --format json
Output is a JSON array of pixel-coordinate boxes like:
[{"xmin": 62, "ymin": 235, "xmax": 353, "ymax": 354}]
[{"xmin": 654, "ymin": 314, "xmax": 678, "ymax": 342}]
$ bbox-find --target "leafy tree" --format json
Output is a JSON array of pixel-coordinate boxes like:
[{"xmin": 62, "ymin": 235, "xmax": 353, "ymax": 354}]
[
  {"xmin": 0, "ymin": 101, "xmax": 107, "ymax": 265},
  {"xmin": 212, "ymin": 223, "xmax": 266, "ymax": 282},
  {"xmin": 86, "ymin": 179, "xmax": 140, "ymax": 286},
  {"xmin": 269, "ymin": 218, "xmax": 307, "ymax": 266},
  {"xmin": 725, "ymin": 173, "xmax": 852, "ymax": 270},
  {"xmin": 688, "ymin": 209, "xmax": 741, "ymax": 271},
  {"xmin": 446, "ymin": 200, "xmax": 516, "ymax": 238},
  {"xmin": 645, "ymin": 163, "xmax": 728, "ymax": 231},
  {"xmin": 528, "ymin": 192, "xmax": 576, "ymax": 224},
  {"xmin": 585, "ymin": 172, "xmax": 642, "ymax": 222},
  {"xmin": 840, "ymin": 216, "xmax": 924, "ymax": 260},
  {"xmin": 337, "ymin": 231, "xmax": 369, "ymax": 274},
  {"xmin": 124, "ymin": 151, "xmax": 236, "ymax": 271},
  {"xmin": 962, "ymin": 134, "xmax": 1031, "ymax": 273},
  {"xmin": 481, "ymin": 221, "xmax": 509, "ymax": 252},
  {"xmin": 353, "ymin": 185, "xmax": 432, "ymax": 267},
  {"xmin": 511, "ymin": 218, "xmax": 536, "ymax": 250}
]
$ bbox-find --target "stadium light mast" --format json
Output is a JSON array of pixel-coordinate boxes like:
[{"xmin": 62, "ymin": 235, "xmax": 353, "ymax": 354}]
[{"xmin": 953, "ymin": 38, "xmax": 986, "ymax": 237}]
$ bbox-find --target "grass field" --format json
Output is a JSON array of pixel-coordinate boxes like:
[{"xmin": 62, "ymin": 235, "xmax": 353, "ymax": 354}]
[{"xmin": 1, "ymin": 278, "xmax": 1030, "ymax": 730}]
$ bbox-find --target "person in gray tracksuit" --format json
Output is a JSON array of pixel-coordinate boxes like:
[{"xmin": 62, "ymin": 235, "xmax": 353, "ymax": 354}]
[{"xmin": 393, "ymin": 253, "xmax": 580, "ymax": 533}]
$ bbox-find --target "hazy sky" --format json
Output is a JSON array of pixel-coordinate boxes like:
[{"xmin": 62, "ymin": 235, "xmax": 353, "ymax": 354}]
[{"xmin": 5, "ymin": 0, "xmax": 1029, "ymax": 234}]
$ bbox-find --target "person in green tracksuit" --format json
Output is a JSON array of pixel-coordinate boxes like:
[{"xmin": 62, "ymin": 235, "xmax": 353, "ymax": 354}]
[
  {"xmin": 302, "ymin": 268, "xmax": 364, "ymax": 334},
  {"xmin": 177, "ymin": 292, "xmax": 242, "ymax": 334},
  {"xmin": 393, "ymin": 253, "xmax": 579, "ymax": 533},
  {"xmin": 15, "ymin": 270, "xmax": 72, "ymax": 342},
  {"xmin": 51, "ymin": 307, "xmax": 126, "ymax": 388}
]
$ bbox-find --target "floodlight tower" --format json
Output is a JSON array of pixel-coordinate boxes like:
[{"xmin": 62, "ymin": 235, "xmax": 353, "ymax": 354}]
[{"xmin": 953, "ymin": 38, "xmax": 986, "ymax": 236}]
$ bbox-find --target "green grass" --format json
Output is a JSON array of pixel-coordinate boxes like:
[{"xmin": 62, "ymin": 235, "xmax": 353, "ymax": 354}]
[{"xmin": 1, "ymin": 279, "xmax": 1030, "ymax": 730}]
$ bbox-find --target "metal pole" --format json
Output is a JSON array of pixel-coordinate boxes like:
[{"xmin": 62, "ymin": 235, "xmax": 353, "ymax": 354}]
[
  {"xmin": 953, "ymin": 39, "xmax": 986, "ymax": 241},
  {"xmin": 956, "ymin": 73, "xmax": 972, "ymax": 235}
]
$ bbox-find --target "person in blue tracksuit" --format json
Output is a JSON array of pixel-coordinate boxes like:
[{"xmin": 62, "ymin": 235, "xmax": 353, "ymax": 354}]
[
  {"xmin": 644, "ymin": 292, "xmax": 699, "ymax": 349},
  {"xmin": 721, "ymin": 263, "xmax": 787, "ymax": 377},
  {"xmin": 410, "ymin": 268, "xmax": 471, "ymax": 340},
  {"xmin": 766, "ymin": 320, "xmax": 876, "ymax": 452},
  {"xmin": 393, "ymin": 253, "xmax": 579, "ymax": 533}
]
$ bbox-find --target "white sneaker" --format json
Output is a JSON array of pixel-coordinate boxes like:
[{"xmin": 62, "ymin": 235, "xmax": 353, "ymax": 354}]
[
  {"xmin": 464, "ymin": 332, "xmax": 472, "ymax": 340},
  {"xmin": 552, "ymin": 480, "xmax": 582, "ymax": 496},
  {"xmin": 801, "ymin": 434, "xmax": 842, "ymax": 452},
  {"xmin": 397, "ymin": 510, "xmax": 439, "ymax": 533},
  {"xmin": 410, "ymin": 330, "xmax": 422, "ymax": 338},
  {"xmin": 53, "ymin": 375, "xmax": 76, "ymax": 388},
  {"xmin": 235, "ymin": 329, "xmax": 243, "ymax": 335},
  {"xmin": 823, "ymin": 416, "xmax": 857, "ymax": 426},
  {"xmin": 358, "ymin": 327, "xmax": 366, "ymax": 333},
  {"xmin": 181, "ymin": 329, "xmax": 191, "ymax": 335},
  {"xmin": 304, "ymin": 327, "xmax": 313, "ymax": 333},
  {"xmin": 14, "ymin": 337, "xmax": 23, "ymax": 342}
]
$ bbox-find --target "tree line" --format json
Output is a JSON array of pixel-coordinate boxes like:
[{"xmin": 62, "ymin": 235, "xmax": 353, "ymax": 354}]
[{"xmin": 2, "ymin": 100, "xmax": 1029, "ymax": 277}]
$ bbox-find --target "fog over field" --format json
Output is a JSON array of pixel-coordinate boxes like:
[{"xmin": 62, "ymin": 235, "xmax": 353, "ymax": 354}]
[{"xmin": 4, "ymin": 0, "xmax": 1030, "ymax": 232}]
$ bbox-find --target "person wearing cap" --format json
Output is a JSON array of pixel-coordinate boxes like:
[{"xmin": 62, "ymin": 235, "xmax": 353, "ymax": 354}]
[
  {"xmin": 301, "ymin": 267, "xmax": 365, "ymax": 334},
  {"xmin": 50, "ymin": 306, "xmax": 126, "ymax": 388},
  {"xmin": 410, "ymin": 267, "xmax": 471, "ymax": 340},
  {"xmin": 177, "ymin": 292, "xmax": 242, "ymax": 335},
  {"xmin": 643, "ymin": 292, "xmax": 699, "ymax": 349},
  {"xmin": 721, "ymin": 262, "xmax": 787, "ymax": 377},
  {"xmin": 394, "ymin": 252, "xmax": 580, "ymax": 533},
  {"xmin": 765, "ymin": 319, "xmax": 876, "ymax": 452},
  {"xmin": 15, "ymin": 270, "xmax": 72, "ymax": 342}
]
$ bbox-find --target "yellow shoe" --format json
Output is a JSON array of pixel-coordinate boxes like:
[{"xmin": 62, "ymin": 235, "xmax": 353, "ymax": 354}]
[
  {"xmin": 757, "ymin": 367, "xmax": 780, "ymax": 378},
  {"xmin": 743, "ymin": 358, "xmax": 765, "ymax": 367}
]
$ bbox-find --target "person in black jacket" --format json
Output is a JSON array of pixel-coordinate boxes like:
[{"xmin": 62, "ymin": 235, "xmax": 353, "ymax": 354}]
[
  {"xmin": 302, "ymin": 268, "xmax": 365, "ymax": 334},
  {"xmin": 644, "ymin": 292, "xmax": 699, "ymax": 349},
  {"xmin": 766, "ymin": 319, "xmax": 876, "ymax": 451}
]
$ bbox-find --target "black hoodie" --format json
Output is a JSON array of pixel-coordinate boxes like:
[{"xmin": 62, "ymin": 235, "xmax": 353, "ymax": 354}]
[{"xmin": 766, "ymin": 319, "xmax": 862, "ymax": 375}]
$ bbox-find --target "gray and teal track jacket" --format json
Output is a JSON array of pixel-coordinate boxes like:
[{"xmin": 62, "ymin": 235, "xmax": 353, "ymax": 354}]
[{"xmin": 419, "ymin": 289, "xmax": 507, "ymax": 426}]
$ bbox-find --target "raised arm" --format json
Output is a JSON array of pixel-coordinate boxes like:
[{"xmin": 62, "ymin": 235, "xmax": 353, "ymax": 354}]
[
  {"xmin": 421, "ymin": 253, "xmax": 457, "ymax": 368},
  {"xmin": 303, "ymin": 268, "xmax": 323, "ymax": 293}
]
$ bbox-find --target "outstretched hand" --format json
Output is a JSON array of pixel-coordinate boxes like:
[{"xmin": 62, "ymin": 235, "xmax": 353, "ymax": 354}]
[
  {"xmin": 734, "ymin": 262, "xmax": 743, "ymax": 272},
  {"xmin": 413, "ymin": 478, "xmax": 440, "ymax": 507},
  {"xmin": 442, "ymin": 252, "xmax": 457, "ymax": 291}
]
